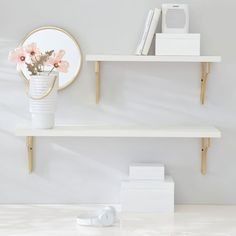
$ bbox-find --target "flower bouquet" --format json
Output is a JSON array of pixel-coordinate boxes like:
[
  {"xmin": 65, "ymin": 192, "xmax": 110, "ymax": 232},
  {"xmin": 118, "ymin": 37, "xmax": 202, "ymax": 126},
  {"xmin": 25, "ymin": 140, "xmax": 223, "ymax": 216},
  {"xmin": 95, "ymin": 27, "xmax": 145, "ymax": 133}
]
[{"xmin": 9, "ymin": 43, "xmax": 69, "ymax": 129}]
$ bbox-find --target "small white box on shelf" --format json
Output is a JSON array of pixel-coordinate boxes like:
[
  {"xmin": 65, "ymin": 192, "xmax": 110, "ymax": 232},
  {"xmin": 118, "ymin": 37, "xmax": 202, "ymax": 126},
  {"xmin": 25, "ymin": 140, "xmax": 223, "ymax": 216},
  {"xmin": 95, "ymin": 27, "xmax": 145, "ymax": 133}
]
[
  {"xmin": 121, "ymin": 176, "xmax": 174, "ymax": 213},
  {"xmin": 155, "ymin": 33, "xmax": 200, "ymax": 56},
  {"xmin": 129, "ymin": 163, "xmax": 164, "ymax": 180}
]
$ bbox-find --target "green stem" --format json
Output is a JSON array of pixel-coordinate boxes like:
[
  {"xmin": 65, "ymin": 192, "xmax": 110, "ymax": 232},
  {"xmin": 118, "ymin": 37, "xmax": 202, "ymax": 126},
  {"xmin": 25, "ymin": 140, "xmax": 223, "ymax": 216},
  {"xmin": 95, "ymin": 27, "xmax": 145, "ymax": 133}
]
[{"xmin": 48, "ymin": 67, "xmax": 55, "ymax": 75}]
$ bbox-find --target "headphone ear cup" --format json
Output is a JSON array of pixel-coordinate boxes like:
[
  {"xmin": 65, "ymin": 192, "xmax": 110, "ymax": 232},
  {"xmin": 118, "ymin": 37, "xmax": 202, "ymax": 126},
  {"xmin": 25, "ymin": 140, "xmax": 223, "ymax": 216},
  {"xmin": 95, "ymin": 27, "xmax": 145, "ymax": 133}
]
[
  {"xmin": 77, "ymin": 206, "xmax": 116, "ymax": 227},
  {"xmin": 98, "ymin": 207, "xmax": 116, "ymax": 226},
  {"xmin": 107, "ymin": 206, "xmax": 116, "ymax": 221}
]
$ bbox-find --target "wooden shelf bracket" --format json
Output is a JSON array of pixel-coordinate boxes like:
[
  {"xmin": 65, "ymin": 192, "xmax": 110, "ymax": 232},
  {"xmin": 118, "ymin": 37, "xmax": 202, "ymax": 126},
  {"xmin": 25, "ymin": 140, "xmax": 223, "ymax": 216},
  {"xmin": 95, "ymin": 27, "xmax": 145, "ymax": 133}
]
[
  {"xmin": 95, "ymin": 61, "xmax": 100, "ymax": 104},
  {"xmin": 200, "ymin": 137, "xmax": 211, "ymax": 175},
  {"xmin": 93, "ymin": 61, "xmax": 215, "ymax": 105},
  {"xmin": 26, "ymin": 136, "xmax": 33, "ymax": 174},
  {"xmin": 200, "ymin": 62, "xmax": 211, "ymax": 105}
]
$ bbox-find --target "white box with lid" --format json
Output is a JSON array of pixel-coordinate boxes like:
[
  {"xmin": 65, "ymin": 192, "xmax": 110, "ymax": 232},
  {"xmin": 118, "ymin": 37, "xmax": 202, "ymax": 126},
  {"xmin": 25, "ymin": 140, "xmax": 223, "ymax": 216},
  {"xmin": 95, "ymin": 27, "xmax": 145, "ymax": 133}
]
[
  {"xmin": 129, "ymin": 163, "xmax": 165, "ymax": 180},
  {"xmin": 121, "ymin": 176, "xmax": 174, "ymax": 213},
  {"xmin": 155, "ymin": 33, "xmax": 200, "ymax": 56}
]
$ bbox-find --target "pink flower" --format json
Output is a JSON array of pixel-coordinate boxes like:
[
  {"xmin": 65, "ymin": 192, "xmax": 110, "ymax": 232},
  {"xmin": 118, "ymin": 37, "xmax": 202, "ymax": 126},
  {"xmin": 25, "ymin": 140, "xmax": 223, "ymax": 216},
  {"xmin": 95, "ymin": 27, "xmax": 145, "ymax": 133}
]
[
  {"xmin": 56, "ymin": 60, "xmax": 69, "ymax": 73},
  {"xmin": 8, "ymin": 47, "xmax": 27, "ymax": 64},
  {"xmin": 25, "ymin": 42, "xmax": 40, "ymax": 58},
  {"xmin": 47, "ymin": 50, "xmax": 65, "ymax": 66},
  {"xmin": 48, "ymin": 50, "xmax": 69, "ymax": 73}
]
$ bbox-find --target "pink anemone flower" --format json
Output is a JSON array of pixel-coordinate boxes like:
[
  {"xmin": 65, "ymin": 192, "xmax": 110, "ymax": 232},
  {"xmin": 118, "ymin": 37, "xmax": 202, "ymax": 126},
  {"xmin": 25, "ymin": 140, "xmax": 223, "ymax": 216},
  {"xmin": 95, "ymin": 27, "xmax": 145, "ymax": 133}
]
[
  {"xmin": 25, "ymin": 42, "xmax": 40, "ymax": 58},
  {"xmin": 8, "ymin": 47, "xmax": 27, "ymax": 64},
  {"xmin": 48, "ymin": 50, "xmax": 69, "ymax": 73}
]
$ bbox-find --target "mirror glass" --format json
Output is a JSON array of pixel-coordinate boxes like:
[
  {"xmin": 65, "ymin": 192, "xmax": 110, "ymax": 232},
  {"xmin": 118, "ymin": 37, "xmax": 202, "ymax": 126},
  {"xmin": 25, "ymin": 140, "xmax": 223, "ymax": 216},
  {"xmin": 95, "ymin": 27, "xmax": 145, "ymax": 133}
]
[{"xmin": 21, "ymin": 26, "xmax": 82, "ymax": 90}]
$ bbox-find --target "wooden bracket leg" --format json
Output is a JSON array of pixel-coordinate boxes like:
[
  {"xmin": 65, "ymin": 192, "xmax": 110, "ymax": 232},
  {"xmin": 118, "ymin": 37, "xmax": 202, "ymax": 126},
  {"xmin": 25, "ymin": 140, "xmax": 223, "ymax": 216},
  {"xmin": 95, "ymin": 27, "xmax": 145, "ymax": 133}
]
[
  {"xmin": 95, "ymin": 61, "xmax": 100, "ymax": 104},
  {"xmin": 26, "ymin": 136, "xmax": 33, "ymax": 174},
  {"xmin": 200, "ymin": 62, "xmax": 211, "ymax": 105},
  {"xmin": 200, "ymin": 138, "xmax": 211, "ymax": 175}
]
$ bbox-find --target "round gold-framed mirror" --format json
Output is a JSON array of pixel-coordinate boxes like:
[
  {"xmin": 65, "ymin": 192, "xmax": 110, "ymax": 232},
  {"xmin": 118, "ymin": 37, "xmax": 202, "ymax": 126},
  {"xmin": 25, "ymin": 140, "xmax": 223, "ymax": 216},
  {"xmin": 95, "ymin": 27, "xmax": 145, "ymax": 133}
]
[{"xmin": 20, "ymin": 26, "xmax": 82, "ymax": 90}]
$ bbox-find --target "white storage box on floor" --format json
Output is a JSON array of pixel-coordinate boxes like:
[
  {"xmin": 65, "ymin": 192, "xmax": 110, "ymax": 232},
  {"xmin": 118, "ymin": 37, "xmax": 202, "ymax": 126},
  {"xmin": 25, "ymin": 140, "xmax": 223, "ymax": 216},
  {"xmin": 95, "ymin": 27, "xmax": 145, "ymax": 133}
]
[
  {"xmin": 129, "ymin": 163, "xmax": 165, "ymax": 180},
  {"xmin": 121, "ymin": 176, "xmax": 174, "ymax": 213},
  {"xmin": 155, "ymin": 33, "xmax": 200, "ymax": 56}
]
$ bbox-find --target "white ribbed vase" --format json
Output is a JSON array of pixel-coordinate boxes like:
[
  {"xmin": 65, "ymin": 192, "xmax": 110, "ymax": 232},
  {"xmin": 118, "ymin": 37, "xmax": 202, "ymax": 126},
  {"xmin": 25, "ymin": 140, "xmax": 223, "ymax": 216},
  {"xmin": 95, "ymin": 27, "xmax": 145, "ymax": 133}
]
[{"xmin": 29, "ymin": 72, "xmax": 59, "ymax": 129}]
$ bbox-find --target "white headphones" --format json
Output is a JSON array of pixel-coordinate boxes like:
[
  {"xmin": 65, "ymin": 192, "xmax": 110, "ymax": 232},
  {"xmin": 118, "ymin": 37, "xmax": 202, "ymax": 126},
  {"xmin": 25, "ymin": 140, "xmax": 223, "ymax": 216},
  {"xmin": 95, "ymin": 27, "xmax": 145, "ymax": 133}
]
[{"xmin": 77, "ymin": 206, "xmax": 116, "ymax": 227}]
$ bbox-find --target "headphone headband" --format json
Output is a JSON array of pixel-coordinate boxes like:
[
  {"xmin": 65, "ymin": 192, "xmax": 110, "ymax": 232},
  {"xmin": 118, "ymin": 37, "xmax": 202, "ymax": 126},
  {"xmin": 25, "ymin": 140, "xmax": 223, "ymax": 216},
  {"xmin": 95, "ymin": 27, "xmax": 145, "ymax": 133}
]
[
  {"xmin": 77, "ymin": 206, "xmax": 116, "ymax": 227},
  {"xmin": 77, "ymin": 216, "xmax": 100, "ymax": 226}
]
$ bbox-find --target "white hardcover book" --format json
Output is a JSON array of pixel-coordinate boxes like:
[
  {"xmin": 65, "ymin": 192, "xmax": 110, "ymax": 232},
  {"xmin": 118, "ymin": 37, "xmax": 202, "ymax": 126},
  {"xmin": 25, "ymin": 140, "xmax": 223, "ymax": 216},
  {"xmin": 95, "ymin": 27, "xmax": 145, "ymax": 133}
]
[
  {"xmin": 135, "ymin": 10, "xmax": 154, "ymax": 55},
  {"xmin": 142, "ymin": 8, "xmax": 161, "ymax": 55}
]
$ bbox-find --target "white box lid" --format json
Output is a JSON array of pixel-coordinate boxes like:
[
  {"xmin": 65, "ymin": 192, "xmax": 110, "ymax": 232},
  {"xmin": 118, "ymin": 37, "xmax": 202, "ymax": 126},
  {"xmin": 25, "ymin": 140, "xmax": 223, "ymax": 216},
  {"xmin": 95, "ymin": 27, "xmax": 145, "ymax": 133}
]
[
  {"xmin": 130, "ymin": 163, "xmax": 164, "ymax": 168},
  {"xmin": 129, "ymin": 162, "xmax": 165, "ymax": 180},
  {"xmin": 156, "ymin": 33, "xmax": 200, "ymax": 39},
  {"xmin": 121, "ymin": 176, "xmax": 174, "ymax": 190}
]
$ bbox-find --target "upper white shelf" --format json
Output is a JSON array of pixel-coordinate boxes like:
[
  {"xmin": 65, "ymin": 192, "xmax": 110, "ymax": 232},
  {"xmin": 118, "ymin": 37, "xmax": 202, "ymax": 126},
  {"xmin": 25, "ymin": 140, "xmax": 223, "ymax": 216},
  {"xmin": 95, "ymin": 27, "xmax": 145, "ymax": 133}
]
[
  {"xmin": 16, "ymin": 125, "xmax": 221, "ymax": 138},
  {"xmin": 86, "ymin": 55, "xmax": 222, "ymax": 62}
]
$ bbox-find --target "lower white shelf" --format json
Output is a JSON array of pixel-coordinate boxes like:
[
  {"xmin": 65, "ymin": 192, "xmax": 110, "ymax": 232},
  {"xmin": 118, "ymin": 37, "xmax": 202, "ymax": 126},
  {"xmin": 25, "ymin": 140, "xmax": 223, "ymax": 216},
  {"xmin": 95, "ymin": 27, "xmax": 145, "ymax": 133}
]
[
  {"xmin": 16, "ymin": 125, "xmax": 221, "ymax": 138},
  {"xmin": 15, "ymin": 125, "xmax": 221, "ymax": 175}
]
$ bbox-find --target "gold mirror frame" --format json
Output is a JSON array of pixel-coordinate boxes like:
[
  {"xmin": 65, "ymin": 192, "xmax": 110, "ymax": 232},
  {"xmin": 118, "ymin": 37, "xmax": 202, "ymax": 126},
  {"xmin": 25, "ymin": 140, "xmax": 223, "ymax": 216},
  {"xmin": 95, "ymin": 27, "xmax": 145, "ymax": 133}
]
[{"xmin": 19, "ymin": 26, "xmax": 82, "ymax": 91}]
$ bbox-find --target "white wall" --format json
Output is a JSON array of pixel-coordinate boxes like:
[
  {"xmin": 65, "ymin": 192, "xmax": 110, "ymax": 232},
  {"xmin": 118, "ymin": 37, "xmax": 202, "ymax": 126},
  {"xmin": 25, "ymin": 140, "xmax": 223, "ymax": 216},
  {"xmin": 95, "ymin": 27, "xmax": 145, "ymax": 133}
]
[{"xmin": 0, "ymin": 0, "xmax": 236, "ymax": 204}]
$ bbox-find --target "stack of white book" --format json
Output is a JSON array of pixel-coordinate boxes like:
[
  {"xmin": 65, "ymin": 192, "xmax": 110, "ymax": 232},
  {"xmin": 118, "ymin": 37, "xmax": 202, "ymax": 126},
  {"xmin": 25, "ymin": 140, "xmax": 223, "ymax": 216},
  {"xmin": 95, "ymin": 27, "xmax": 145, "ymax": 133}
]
[
  {"xmin": 136, "ymin": 8, "xmax": 161, "ymax": 56},
  {"xmin": 121, "ymin": 163, "xmax": 174, "ymax": 213}
]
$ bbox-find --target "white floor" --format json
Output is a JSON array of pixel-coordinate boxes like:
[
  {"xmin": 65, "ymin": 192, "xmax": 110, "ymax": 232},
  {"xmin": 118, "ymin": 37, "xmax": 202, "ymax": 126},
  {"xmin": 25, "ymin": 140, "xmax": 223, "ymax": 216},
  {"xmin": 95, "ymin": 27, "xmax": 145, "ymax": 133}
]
[{"xmin": 0, "ymin": 205, "xmax": 235, "ymax": 236}]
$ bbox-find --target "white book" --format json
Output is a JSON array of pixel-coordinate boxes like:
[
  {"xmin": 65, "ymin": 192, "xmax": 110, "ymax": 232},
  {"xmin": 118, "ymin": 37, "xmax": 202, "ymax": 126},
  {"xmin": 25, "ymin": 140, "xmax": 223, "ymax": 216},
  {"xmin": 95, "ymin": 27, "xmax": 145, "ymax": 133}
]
[
  {"xmin": 135, "ymin": 10, "xmax": 154, "ymax": 55},
  {"xmin": 142, "ymin": 8, "xmax": 161, "ymax": 55}
]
